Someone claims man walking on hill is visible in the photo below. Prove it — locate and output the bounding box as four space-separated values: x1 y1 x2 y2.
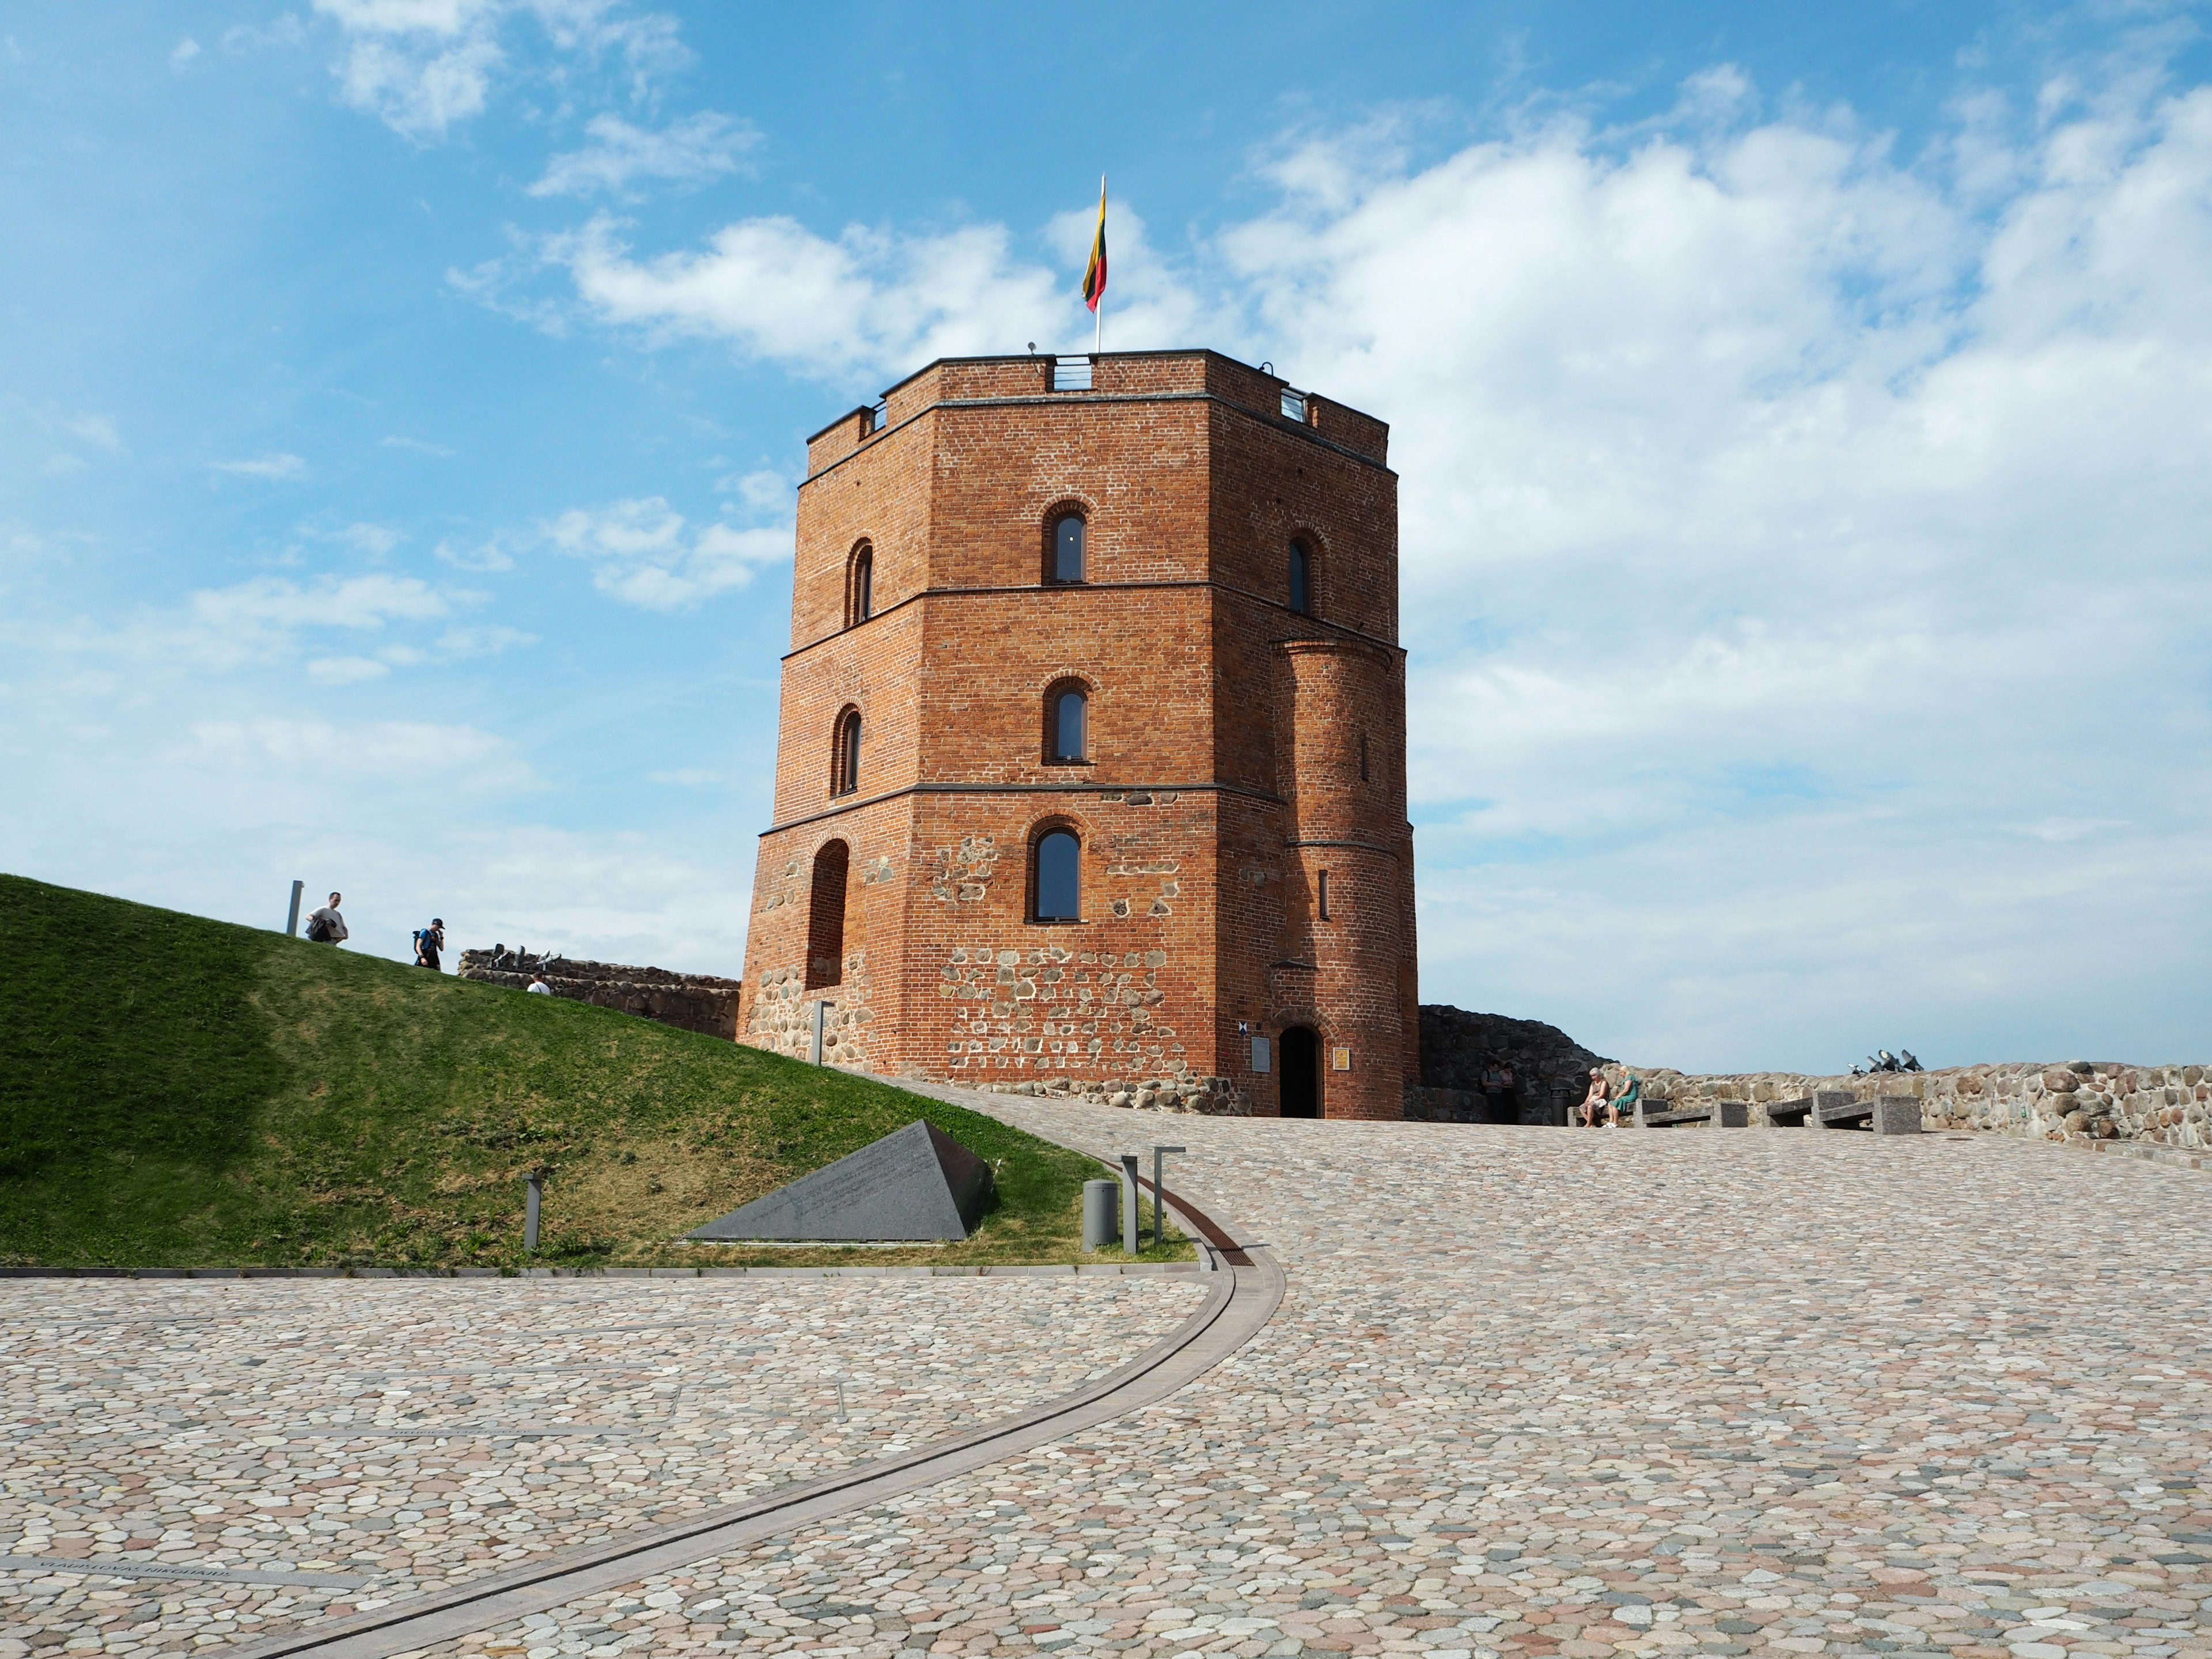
414 918 445 971
304 892 349 945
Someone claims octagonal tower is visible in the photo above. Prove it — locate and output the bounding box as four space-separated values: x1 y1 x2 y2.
738 350 1415 1120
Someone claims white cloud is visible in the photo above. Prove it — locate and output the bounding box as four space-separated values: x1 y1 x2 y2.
178 715 533 786
61 413 123 450
434 535 514 571
381 433 456 456
522 193 1209 378
546 214 1070 377
212 452 308 480
543 495 789 609
313 0 685 142
308 655 391 684
529 111 757 198
327 521 403 555
170 36 202 69
718 468 789 513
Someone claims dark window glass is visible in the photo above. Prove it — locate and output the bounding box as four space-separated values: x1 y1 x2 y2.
1317 868 1331 921
1289 540 1312 614
835 711 861 796
1054 516 1085 583
1052 689 1086 762
852 549 873 623
1035 831 1080 921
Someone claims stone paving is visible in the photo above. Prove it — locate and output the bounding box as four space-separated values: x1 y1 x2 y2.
0 1272 1205 1654
399 1105 2211 1659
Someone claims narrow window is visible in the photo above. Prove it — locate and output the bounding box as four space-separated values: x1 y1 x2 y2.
848 544 873 626
832 708 861 797
1033 830 1081 922
1289 539 1312 615
1051 515 1086 584
1359 732 1369 782
1050 686 1088 763
805 840 849 990
1317 868 1331 922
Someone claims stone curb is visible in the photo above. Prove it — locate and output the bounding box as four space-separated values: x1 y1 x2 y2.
0 1262 1203 1281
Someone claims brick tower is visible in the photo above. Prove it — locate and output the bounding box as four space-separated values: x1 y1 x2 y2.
738 350 1415 1120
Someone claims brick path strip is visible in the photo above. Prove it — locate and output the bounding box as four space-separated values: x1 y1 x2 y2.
218 1190 1282 1659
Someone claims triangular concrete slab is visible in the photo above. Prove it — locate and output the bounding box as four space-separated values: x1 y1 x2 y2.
685 1120 994 1242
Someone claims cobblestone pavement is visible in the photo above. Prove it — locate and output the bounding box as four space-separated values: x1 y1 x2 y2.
395 1106 2210 1659
0 1271 1205 1653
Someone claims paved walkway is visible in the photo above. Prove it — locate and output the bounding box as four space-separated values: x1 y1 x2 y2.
5 1106 2209 1659
0 1272 1203 1653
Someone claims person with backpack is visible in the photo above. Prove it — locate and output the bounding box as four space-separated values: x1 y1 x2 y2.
413 918 446 971
304 892 348 945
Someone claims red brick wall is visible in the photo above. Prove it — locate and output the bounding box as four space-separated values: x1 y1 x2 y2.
745 350 1414 1118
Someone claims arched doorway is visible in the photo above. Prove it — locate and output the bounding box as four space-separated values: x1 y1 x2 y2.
805 840 849 990
1279 1026 1321 1119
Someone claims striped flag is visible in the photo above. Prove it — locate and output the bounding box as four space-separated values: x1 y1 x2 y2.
1082 178 1108 313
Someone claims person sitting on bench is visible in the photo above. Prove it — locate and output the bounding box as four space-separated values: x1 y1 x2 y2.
1579 1068 1613 1127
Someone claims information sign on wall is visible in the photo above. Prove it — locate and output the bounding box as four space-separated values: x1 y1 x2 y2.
1331 1046 1351 1071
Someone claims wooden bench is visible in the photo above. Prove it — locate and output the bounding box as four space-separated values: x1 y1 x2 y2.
1639 1101 1751 1128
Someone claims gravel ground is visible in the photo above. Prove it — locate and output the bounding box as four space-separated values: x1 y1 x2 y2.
402 1104 2211 1659
0 1271 1206 1653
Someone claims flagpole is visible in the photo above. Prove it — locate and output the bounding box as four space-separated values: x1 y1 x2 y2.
1094 175 1105 355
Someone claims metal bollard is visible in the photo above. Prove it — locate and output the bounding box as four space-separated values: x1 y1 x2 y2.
523 1171 543 1253
1119 1153 1141 1256
1081 1179 1119 1252
1152 1145 1185 1252
285 880 304 937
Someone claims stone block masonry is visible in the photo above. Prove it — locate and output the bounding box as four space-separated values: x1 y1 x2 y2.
738 350 1418 1119
458 948 743 1040
1601 1058 2212 1151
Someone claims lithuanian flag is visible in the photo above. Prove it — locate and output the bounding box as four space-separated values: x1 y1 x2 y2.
1082 179 1108 313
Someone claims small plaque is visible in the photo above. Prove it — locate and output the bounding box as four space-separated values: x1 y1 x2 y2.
1251 1035 1271 1073
1331 1046 1351 1071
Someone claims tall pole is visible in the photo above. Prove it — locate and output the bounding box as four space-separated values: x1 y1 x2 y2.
285 880 304 937
1094 175 1105 356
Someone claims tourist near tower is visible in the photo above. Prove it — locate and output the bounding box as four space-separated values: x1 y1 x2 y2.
738 190 1416 1119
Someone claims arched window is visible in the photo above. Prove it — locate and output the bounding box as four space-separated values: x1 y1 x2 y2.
831 707 861 797
1289 539 1313 615
846 543 873 627
805 839 849 990
1045 681 1088 763
1032 828 1081 922
1048 513 1086 584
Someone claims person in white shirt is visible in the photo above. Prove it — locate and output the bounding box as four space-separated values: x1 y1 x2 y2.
305 893 349 945
527 975 552 995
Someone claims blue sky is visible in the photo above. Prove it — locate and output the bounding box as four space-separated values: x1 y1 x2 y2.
6 1 2212 1072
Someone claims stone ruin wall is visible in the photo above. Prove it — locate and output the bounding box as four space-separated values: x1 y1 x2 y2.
1594 1058 2211 1152
457 948 743 1041
1404 1005 1613 1126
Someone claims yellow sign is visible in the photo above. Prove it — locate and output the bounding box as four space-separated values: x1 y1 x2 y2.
1331 1046 1351 1071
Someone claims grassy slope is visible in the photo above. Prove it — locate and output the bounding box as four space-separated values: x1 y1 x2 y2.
0 874 1185 1269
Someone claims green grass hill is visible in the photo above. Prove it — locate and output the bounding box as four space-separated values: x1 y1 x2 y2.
0 873 1184 1270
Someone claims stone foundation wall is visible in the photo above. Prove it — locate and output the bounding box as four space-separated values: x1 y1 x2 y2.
1602 1059 2211 1150
457 948 743 1041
